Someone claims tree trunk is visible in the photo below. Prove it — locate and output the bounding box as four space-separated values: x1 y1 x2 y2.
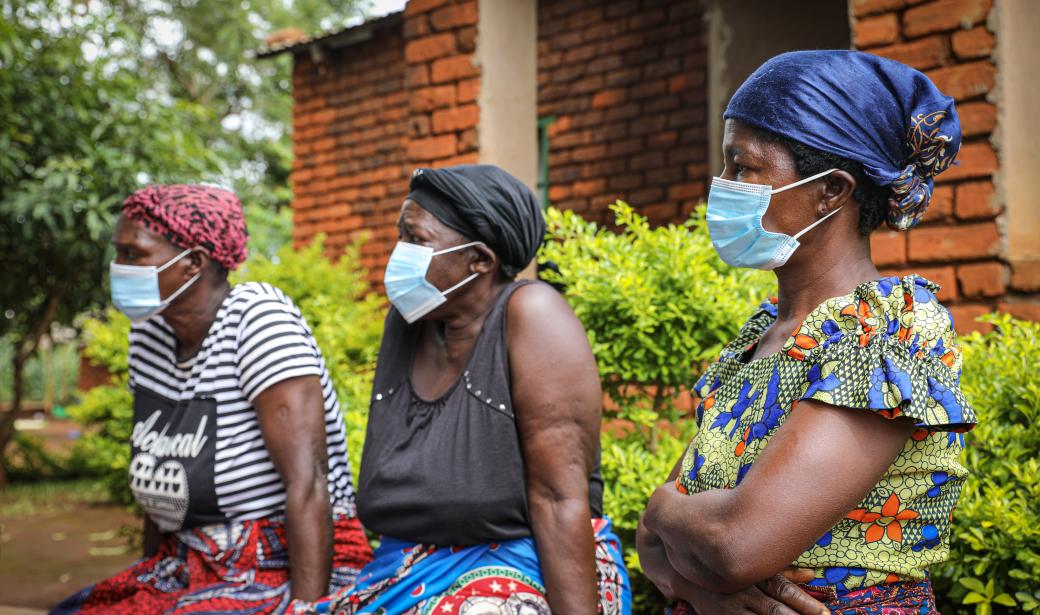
0 353 25 488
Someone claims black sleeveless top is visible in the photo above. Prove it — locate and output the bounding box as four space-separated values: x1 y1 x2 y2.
357 280 604 546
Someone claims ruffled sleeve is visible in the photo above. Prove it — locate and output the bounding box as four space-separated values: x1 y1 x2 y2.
783 275 976 432
694 297 778 398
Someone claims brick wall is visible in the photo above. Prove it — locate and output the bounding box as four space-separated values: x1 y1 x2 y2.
537 0 707 226
289 0 479 283
852 0 1017 333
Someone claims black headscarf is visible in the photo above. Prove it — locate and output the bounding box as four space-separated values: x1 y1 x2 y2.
407 165 545 278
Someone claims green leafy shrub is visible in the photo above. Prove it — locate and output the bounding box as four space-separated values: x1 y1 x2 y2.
539 201 772 431
68 236 384 505
933 314 1040 614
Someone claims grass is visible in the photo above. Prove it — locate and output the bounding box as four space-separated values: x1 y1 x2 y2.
0 478 113 518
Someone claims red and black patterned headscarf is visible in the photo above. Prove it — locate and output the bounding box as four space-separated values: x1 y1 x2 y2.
122 184 249 271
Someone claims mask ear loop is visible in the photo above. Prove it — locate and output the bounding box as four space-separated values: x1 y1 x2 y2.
156 248 205 309
770 168 839 194
156 247 199 273
431 241 486 296
792 206 844 240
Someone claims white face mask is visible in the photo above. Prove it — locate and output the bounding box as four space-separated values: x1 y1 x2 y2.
383 241 484 323
109 248 201 322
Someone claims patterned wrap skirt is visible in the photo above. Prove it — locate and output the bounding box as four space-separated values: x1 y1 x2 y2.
50 511 373 615
667 579 937 614
307 517 632 615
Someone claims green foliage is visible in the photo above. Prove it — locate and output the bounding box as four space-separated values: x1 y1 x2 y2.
0 2 218 346
933 314 1040 614
0 339 79 404
601 426 694 613
540 201 772 429
68 237 383 505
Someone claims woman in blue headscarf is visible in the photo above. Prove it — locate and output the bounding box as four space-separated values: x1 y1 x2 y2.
637 51 977 613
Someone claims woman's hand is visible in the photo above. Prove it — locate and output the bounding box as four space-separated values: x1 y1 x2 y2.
642 512 826 615
679 572 828 615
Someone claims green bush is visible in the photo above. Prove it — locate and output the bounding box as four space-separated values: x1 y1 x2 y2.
933 314 1040 615
68 236 384 506
539 201 772 431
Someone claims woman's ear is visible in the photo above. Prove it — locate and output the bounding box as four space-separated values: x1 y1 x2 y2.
185 248 211 278
470 244 498 275
820 170 856 216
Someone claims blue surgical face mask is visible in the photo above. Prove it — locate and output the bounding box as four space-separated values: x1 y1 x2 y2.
706 168 842 270
110 248 201 322
384 240 484 324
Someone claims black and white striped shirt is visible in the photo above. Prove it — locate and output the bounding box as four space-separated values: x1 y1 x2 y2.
127 282 355 530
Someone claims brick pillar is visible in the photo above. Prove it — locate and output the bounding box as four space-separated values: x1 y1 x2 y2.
852 0 1004 333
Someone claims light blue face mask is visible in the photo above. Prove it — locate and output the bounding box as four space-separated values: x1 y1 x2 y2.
706 168 842 270
110 248 200 322
384 241 484 324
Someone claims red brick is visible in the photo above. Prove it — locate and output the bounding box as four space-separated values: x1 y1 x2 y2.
667 182 704 201
957 262 1006 298
920 185 953 223
457 78 479 103
954 181 999 219
938 142 998 182
411 85 456 111
406 65 430 88
668 72 704 93
1010 260 1040 292
431 55 479 83
572 144 607 162
572 178 607 197
952 26 995 59
871 229 908 266
405 0 452 16
957 101 996 137
926 61 995 101
641 202 680 223
407 134 457 160
456 26 477 53
647 130 679 148
630 187 666 204
853 0 906 17
949 303 995 334
915 266 959 301
903 0 992 38
457 128 477 153
855 14 900 48
871 36 950 70
591 89 627 109
429 3 477 30
997 301 1040 323
403 13 430 39
907 221 1000 261
431 104 478 133
607 138 643 157
547 185 572 202
404 33 456 63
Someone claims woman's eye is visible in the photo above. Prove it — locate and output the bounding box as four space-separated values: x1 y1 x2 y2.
734 164 747 177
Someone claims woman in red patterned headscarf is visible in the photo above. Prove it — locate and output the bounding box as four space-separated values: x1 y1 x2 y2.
52 185 371 614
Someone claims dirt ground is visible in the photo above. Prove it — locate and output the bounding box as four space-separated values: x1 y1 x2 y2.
0 480 140 611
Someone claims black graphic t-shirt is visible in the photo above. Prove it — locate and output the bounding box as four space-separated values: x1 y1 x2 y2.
127 282 356 532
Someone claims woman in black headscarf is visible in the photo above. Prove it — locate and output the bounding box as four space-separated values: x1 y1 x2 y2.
324 165 632 614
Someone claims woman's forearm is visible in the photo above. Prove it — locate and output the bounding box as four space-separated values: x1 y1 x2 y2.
285 481 333 602
529 496 598 615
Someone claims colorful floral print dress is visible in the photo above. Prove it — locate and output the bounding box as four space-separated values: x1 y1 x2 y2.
677 275 977 597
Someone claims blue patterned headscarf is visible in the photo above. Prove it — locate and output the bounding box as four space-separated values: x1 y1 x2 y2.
725 50 961 231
